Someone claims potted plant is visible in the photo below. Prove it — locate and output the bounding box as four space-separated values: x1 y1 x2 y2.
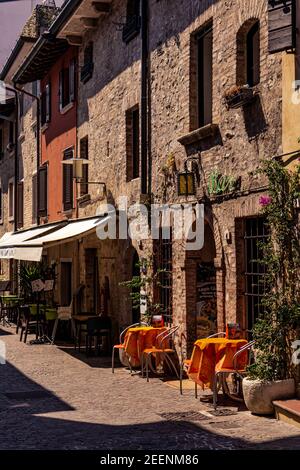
224 84 254 109
243 160 300 415
120 257 165 324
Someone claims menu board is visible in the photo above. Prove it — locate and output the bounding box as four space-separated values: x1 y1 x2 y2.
196 263 217 338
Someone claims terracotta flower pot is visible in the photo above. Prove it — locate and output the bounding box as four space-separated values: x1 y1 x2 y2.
242 377 295 415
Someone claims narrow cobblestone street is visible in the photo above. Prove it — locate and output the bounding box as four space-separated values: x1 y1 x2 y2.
0 326 300 450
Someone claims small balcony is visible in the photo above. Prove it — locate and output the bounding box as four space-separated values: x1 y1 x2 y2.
80 62 94 84
122 15 141 44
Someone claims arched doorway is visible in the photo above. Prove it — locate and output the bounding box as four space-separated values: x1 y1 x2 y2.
131 250 140 324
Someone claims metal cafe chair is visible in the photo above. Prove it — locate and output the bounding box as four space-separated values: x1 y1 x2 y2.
212 340 256 409
111 321 149 373
179 331 226 397
19 306 39 344
141 325 180 382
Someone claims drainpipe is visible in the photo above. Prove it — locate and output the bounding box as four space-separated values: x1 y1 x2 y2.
13 84 40 226
141 0 149 196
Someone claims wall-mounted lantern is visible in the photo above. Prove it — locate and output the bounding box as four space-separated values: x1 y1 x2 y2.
177 156 199 196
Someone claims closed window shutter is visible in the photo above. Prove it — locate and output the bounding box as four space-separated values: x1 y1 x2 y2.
80 137 88 196
32 174 37 224
17 181 24 228
0 188 2 220
46 82 51 123
69 59 76 102
268 0 296 53
63 149 73 211
59 70 63 110
38 165 48 217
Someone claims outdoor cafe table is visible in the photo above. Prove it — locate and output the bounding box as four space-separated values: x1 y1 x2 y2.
187 337 248 390
123 326 167 368
28 304 58 340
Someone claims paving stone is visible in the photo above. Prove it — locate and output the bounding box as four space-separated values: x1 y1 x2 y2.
0 325 300 450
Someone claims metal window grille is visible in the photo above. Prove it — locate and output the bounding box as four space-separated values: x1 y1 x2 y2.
158 230 173 324
244 217 268 332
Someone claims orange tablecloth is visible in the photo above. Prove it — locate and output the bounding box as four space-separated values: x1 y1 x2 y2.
187 338 248 390
124 326 166 367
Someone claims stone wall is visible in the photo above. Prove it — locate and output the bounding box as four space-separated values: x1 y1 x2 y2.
74 0 283 347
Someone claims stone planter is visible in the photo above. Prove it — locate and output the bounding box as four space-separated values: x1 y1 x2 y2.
242 377 295 415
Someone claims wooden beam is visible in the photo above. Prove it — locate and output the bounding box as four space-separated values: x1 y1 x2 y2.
80 17 98 29
66 35 83 46
91 2 111 14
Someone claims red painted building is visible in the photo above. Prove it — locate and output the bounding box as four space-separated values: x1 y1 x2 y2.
40 46 77 222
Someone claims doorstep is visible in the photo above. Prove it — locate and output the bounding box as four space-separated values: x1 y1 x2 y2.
273 399 300 429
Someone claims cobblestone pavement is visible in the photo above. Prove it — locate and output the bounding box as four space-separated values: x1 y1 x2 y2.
1 326 300 450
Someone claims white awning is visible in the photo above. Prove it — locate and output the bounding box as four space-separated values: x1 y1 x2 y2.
0 223 63 261
0 215 111 262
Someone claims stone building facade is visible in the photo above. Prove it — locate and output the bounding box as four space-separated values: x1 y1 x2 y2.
0 4 60 284
52 0 284 350
1 0 294 353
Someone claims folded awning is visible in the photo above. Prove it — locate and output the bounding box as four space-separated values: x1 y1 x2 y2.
0 223 63 261
0 215 110 262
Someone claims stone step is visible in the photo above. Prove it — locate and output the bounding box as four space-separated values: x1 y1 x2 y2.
273 399 300 429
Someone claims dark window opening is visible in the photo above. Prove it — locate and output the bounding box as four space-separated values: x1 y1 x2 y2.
244 217 269 332
61 261 72 306
8 181 14 219
41 82 51 126
126 106 140 181
247 21 260 87
17 181 24 229
62 148 74 211
81 43 94 83
38 165 48 217
32 174 37 224
79 136 89 196
237 19 260 87
122 0 141 43
196 22 213 128
59 60 76 110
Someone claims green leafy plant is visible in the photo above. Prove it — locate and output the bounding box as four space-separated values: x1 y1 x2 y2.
19 261 57 301
248 159 300 381
120 258 166 323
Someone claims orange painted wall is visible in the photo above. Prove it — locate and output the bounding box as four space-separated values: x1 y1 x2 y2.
41 46 77 223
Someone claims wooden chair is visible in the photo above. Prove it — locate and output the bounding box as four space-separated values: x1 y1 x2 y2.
85 316 112 356
111 322 148 373
141 325 180 382
19 306 38 344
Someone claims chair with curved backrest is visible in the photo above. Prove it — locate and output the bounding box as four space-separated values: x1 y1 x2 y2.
111 321 149 373
179 331 226 397
141 325 180 382
212 340 255 409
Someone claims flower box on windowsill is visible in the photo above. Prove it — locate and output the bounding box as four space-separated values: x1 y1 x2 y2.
178 123 219 146
224 86 255 109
